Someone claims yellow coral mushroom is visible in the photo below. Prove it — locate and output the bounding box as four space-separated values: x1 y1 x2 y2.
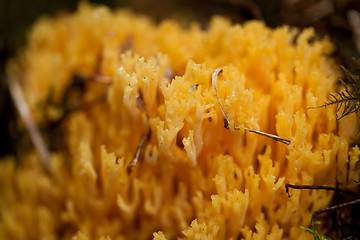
1 2 359 240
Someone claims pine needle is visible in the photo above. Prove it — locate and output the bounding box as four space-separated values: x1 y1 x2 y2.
212 67 290 145
7 76 50 170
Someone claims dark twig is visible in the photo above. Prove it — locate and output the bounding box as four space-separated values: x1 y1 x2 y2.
286 183 360 239
310 198 360 238
285 184 360 198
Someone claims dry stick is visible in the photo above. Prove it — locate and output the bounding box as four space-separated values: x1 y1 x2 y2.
127 90 151 174
212 67 290 145
7 76 50 170
127 130 150 174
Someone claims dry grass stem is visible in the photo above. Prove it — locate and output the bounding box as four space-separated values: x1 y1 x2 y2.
212 67 290 145
127 92 151 173
7 76 50 170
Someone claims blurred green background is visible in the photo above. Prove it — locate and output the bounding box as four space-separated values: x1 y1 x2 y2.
1 0 360 157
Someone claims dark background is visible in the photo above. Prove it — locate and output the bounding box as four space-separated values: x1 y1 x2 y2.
1 0 360 157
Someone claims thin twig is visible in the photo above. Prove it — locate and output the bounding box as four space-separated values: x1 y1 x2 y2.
6 76 50 170
212 67 290 145
127 90 151 174
286 183 360 239
127 129 151 174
